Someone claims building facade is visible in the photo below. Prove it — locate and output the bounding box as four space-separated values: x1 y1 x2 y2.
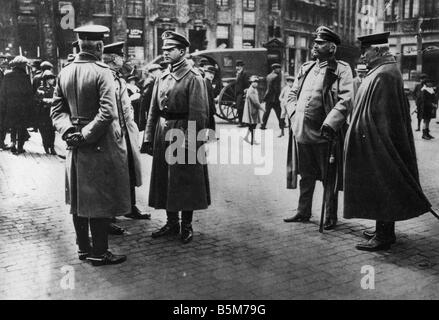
384 0 439 80
1 0 365 74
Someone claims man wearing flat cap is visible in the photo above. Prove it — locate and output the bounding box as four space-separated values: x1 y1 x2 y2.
284 26 354 231
51 25 129 266
142 31 211 244
102 41 150 221
261 63 283 136
344 32 431 251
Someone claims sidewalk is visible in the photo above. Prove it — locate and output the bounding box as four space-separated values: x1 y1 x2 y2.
1 112 439 299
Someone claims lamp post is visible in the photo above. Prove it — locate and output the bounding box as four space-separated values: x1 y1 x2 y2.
416 18 423 73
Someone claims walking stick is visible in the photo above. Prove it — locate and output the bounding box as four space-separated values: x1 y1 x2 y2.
430 209 439 220
319 140 336 233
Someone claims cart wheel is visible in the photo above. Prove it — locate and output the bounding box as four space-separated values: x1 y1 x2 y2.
217 81 238 122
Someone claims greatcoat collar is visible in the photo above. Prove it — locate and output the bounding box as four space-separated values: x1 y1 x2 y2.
367 54 396 76
161 58 192 81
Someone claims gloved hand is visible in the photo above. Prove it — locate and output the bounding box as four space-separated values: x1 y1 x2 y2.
320 124 336 141
65 132 86 148
140 141 153 156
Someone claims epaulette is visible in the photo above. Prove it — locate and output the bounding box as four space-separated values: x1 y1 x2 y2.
95 61 109 68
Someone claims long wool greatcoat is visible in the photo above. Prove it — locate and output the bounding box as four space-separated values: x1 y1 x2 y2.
143 58 211 212
286 58 354 189
0 67 35 129
343 55 431 221
51 53 132 218
113 70 143 187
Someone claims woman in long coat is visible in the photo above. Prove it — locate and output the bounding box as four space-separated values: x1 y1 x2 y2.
419 79 437 140
242 75 264 145
0 56 34 154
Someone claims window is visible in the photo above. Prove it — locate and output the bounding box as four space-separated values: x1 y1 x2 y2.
94 0 112 15
216 0 229 6
243 0 255 10
189 0 204 4
127 0 144 17
216 24 230 48
270 0 280 11
243 26 255 47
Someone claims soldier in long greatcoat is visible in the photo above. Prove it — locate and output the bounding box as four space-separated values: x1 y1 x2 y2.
141 31 211 244
51 25 129 266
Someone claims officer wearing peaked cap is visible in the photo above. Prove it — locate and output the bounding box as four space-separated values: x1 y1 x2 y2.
142 30 211 244
102 41 150 221
344 31 431 251
51 25 129 266
284 26 354 231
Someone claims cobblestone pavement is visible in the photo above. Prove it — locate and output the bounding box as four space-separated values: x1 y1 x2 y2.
1 105 439 300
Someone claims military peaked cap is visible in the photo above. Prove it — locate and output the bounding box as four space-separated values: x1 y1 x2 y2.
314 26 341 45
161 31 190 50
271 63 281 70
40 61 54 70
286 75 295 82
103 42 125 56
42 70 56 79
358 32 390 47
74 25 110 41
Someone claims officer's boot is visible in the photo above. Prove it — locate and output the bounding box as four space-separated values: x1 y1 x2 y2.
427 129 435 139
181 211 193 244
151 211 180 238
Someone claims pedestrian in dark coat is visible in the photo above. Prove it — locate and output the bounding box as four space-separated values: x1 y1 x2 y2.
35 70 57 155
344 32 431 252
235 60 250 126
51 25 128 266
0 56 35 154
261 63 283 133
284 26 354 231
419 79 437 140
141 31 211 244
204 65 217 132
413 74 428 131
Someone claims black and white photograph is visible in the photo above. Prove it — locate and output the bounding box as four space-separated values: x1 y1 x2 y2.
1 0 439 305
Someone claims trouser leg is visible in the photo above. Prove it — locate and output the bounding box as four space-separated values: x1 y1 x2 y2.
375 221 395 243
72 215 90 252
166 211 179 225
89 218 110 256
236 94 244 123
0 128 6 145
272 103 283 129
40 126 49 149
17 127 27 149
262 103 273 127
10 128 17 145
297 175 316 217
181 211 193 225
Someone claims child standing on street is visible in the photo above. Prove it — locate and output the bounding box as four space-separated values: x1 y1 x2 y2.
242 76 265 145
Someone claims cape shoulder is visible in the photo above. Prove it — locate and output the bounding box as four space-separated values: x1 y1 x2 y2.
95 61 109 69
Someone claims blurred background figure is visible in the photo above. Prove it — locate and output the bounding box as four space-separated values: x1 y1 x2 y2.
0 56 34 154
279 75 295 137
353 64 368 98
126 74 141 129
139 63 161 130
242 76 264 145
419 77 437 140
413 73 428 131
35 70 57 155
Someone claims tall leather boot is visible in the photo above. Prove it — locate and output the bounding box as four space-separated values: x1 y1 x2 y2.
181 211 193 244
427 129 435 139
151 211 180 238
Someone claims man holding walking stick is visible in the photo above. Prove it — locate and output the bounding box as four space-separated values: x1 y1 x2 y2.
284 26 354 231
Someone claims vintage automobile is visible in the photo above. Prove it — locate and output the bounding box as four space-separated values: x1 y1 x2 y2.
148 48 271 123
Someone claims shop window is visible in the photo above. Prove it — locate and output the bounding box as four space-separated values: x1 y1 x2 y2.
243 26 255 48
